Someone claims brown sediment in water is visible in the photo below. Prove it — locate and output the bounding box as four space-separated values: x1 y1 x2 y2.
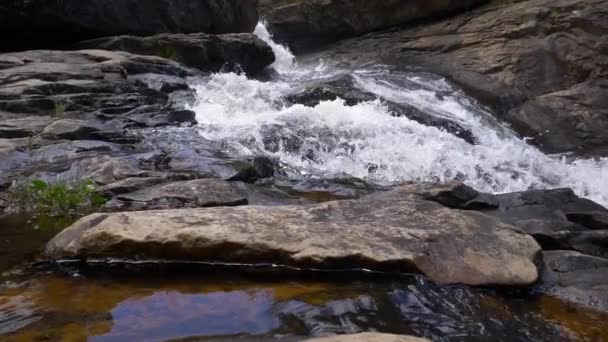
540 296 608 342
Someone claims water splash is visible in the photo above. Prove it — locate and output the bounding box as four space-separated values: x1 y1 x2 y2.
189 23 608 206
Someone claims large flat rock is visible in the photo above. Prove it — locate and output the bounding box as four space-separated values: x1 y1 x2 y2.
46 194 541 286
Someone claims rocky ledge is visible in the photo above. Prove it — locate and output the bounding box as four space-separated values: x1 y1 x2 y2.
0 0 259 51
259 0 489 52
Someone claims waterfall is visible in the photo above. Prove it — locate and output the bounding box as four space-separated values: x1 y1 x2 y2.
188 23 608 206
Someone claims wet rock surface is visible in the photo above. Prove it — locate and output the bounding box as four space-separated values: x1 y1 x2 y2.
47 192 541 286
541 250 608 313
0 49 224 215
77 33 275 76
0 0 259 52
395 182 608 312
325 0 608 156
260 0 488 52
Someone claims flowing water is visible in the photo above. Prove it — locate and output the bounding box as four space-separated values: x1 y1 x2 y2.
1 23 608 341
189 23 608 206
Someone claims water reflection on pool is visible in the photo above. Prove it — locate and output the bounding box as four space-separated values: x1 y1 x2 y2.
1 272 607 342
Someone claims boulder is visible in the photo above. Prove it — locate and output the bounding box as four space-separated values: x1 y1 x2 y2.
227 156 279 183
0 0 258 52
263 0 488 51
76 33 275 76
305 333 430 342
541 250 608 312
46 193 541 286
327 0 608 155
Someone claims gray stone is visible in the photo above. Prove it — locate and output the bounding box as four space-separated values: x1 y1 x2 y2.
0 115 53 138
77 33 275 76
105 179 249 211
541 250 608 312
41 119 105 140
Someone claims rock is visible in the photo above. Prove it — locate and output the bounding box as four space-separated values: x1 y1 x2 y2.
24 140 120 175
375 182 497 210
263 0 488 52
46 193 541 286
64 155 149 186
0 115 53 138
0 49 194 118
541 250 608 312
305 333 430 342
566 211 608 231
327 0 608 155
99 175 197 197
105 179 249 211
41 119 106 140
0 0 258 52
77 33 276 76
122 108 197 128
0 138 30 172
227 157 279 183
485 188 608 232
545 230 608 259
390 183 608 257
0 49 208 203
274 177 382 201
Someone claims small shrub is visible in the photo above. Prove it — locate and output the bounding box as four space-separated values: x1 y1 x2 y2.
11 178 107 216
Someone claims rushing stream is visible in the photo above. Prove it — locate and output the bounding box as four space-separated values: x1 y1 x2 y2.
189 23 608 206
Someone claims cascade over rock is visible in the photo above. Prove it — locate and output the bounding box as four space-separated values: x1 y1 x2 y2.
260 0 488 51
325 0 608 155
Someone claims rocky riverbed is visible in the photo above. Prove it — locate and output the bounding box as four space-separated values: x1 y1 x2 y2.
1 0 607 341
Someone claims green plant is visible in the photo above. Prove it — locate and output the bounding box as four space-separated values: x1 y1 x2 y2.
52 100 67 117
157 44 179 61
11 178 107 216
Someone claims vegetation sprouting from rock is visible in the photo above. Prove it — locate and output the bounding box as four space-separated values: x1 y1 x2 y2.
10 179 107 217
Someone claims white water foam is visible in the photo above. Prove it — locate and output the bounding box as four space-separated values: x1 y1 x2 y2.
189 23 608 206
